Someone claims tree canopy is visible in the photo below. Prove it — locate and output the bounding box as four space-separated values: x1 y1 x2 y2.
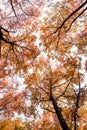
0 0 87 130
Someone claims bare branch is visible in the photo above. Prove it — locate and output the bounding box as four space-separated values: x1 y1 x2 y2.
0 26 9 33
0 35 36 57
74 59 81 130
54 0 87 33
37 84 49 95
66 7 87 32
56 77 73 100
41 107 55 113
10 0 18 19
52 81 67 90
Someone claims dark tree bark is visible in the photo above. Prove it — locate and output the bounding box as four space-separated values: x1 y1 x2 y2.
50 89 70 130
54 0 87 33
74 62 81 130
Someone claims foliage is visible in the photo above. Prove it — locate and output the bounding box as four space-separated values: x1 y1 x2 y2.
0 0 87 130
0 119 25 130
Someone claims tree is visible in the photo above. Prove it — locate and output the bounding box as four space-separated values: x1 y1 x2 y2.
0 0 42 121
25 0 87 130
0 61 29 118
0 0 87 130
0 0 41 74
32 111 62 130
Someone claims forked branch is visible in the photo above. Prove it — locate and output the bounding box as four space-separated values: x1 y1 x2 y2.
54 0 87 33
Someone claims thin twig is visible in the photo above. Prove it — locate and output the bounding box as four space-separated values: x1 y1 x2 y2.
41 107 55 113
56 77 73 100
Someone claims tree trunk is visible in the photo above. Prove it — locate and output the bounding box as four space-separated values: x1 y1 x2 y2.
51 95 70 130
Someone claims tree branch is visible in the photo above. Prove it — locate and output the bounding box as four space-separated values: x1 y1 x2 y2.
49 77 70 130
41 107 55 113
54 0 87 33
56 77 73 100
66 7 87 32
74 60 81 130
0 33 36 58
10 0 18 18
